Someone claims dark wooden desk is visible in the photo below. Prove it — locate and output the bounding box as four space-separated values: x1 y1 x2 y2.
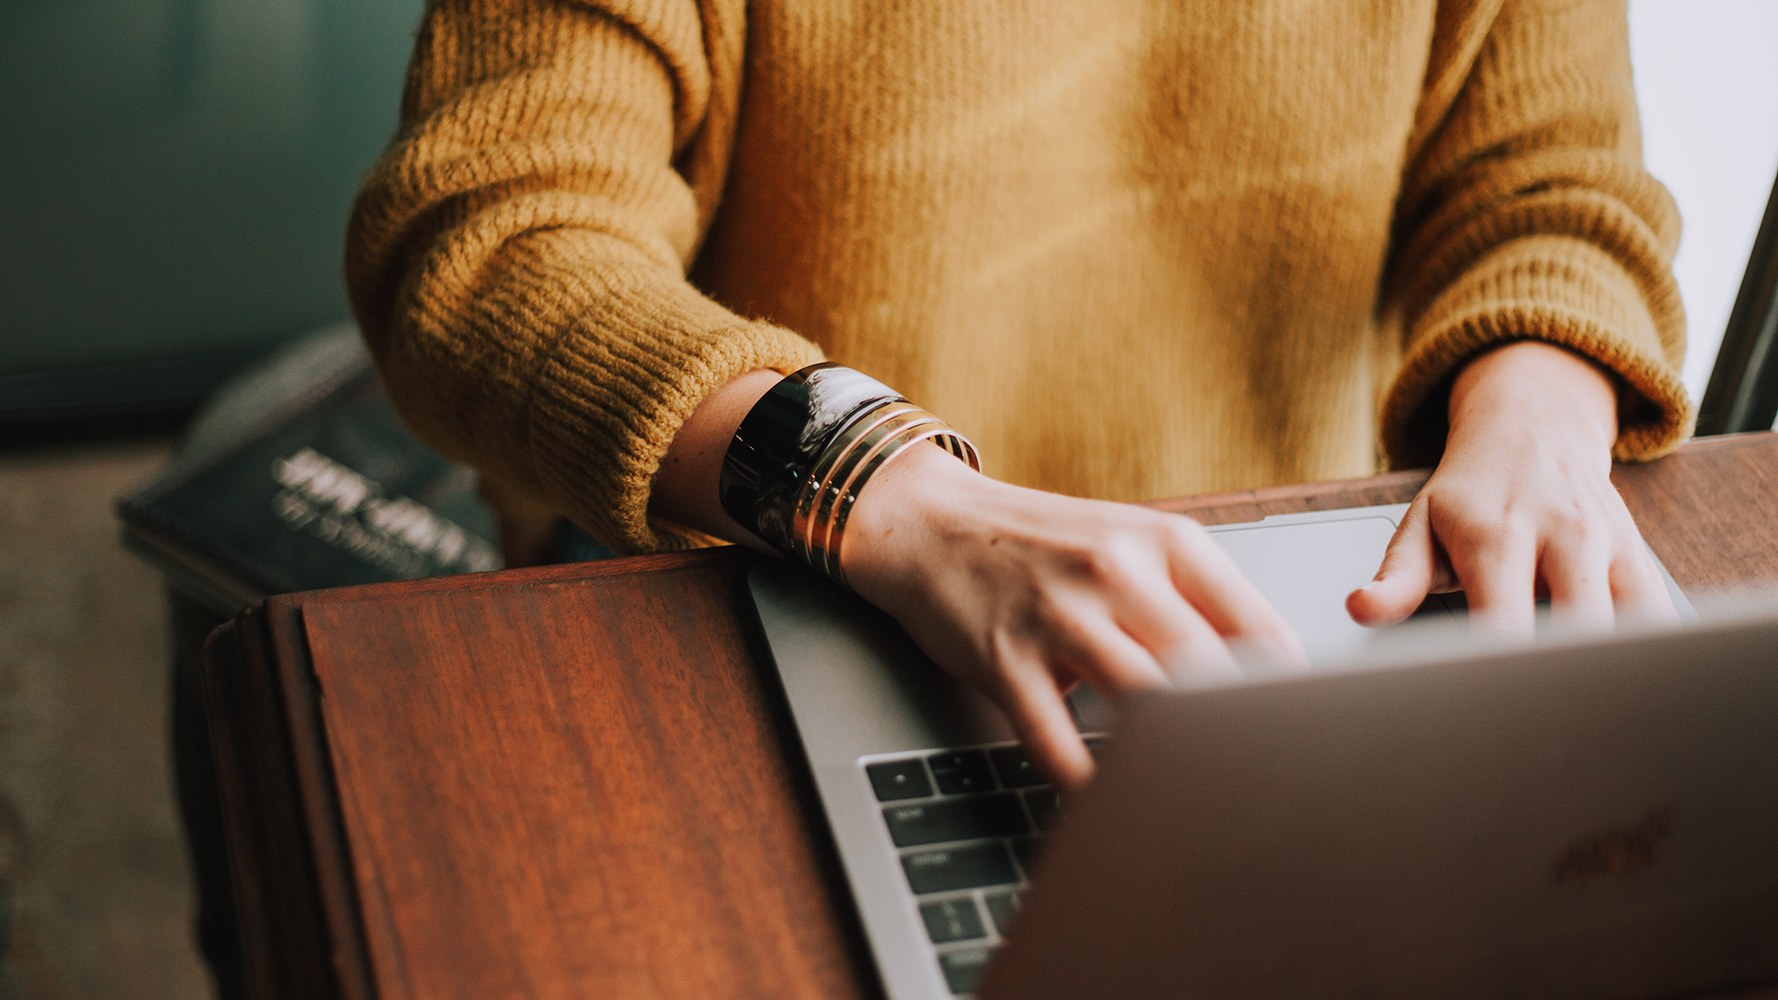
206 432 1778 1000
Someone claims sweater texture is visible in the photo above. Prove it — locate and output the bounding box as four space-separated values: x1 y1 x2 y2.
347 0 1690 554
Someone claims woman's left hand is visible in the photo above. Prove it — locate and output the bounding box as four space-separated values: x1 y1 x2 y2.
1347 340 1677 637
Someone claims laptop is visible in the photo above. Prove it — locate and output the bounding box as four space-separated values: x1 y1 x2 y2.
746 503 1777 998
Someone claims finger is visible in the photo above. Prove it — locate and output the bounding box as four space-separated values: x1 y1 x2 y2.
1448 527 1537 640
1609 545 1680 627
1099 556 1256 676
1043 608 1172 698
997 666 1095 793
1539 533 1615 633
1162 523 1304 664
1348 499 1444 627
1157 614 1247 687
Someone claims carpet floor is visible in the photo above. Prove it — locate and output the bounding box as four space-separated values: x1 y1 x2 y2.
0 437 209 1000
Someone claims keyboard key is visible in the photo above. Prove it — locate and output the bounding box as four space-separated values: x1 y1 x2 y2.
866 758 934 801
884 794 1030 847
927 750 995 795
989 745 1045 788
1010 835 1043 877
902 843 1019 894
919 897 986 944
939 948 993 995
1022 787 1061 832
983 889 1021 935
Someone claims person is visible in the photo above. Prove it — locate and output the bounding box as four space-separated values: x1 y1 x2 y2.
346 0 1690 792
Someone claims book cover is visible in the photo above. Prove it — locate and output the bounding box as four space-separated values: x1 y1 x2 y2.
117 345 502 616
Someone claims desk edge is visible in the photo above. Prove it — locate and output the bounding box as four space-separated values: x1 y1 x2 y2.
204 602 379 1000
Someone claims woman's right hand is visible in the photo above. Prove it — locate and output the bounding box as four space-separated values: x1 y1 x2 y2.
842 444 1303 792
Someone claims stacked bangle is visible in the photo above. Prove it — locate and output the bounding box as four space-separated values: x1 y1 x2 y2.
719 364 980 583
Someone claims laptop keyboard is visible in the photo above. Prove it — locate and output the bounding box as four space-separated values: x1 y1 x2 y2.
863 738 1104 997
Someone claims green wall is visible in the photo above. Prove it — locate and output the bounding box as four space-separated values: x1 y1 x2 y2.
0 0 423 418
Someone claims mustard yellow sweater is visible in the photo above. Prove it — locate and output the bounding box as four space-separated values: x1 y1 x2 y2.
347 0 1689 554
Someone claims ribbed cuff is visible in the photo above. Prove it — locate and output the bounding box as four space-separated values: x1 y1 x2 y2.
522 261 825 553
1381 234 1693 469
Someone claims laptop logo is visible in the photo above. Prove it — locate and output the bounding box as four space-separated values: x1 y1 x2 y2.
1553 807 1677 886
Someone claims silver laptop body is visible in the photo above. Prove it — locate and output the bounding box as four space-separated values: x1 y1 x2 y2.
983 602 1778 999
747 504 1739 1000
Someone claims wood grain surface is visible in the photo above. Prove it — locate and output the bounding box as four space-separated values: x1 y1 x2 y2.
208 432 1778 1000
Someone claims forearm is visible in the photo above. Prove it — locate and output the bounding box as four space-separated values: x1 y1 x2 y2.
347 0 824 553
649 369 783 550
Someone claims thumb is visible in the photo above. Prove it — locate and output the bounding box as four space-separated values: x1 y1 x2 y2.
1348 501 1437 627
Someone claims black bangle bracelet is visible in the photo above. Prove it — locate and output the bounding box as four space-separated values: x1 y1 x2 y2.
719 364 904 554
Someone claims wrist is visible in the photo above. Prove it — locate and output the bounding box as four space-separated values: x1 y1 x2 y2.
716 363 980 581
1447 341 1618 451
843 441 989 589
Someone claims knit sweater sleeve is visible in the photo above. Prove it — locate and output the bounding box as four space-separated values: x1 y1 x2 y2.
345 0 823 553
1379 0 1691 468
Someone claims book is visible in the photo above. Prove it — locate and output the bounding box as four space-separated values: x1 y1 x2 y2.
117 329 502 616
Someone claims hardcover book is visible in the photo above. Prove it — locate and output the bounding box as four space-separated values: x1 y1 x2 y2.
117 330 501 616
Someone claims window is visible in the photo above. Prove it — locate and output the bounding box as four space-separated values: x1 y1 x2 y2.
1630 0 1778 418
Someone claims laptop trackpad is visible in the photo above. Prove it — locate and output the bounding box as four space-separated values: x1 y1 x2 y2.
1209 512 1422 662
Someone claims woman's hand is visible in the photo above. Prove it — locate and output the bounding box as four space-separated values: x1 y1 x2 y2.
651 368 1298 792
1348 341 1676 636
843 445 1302 793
